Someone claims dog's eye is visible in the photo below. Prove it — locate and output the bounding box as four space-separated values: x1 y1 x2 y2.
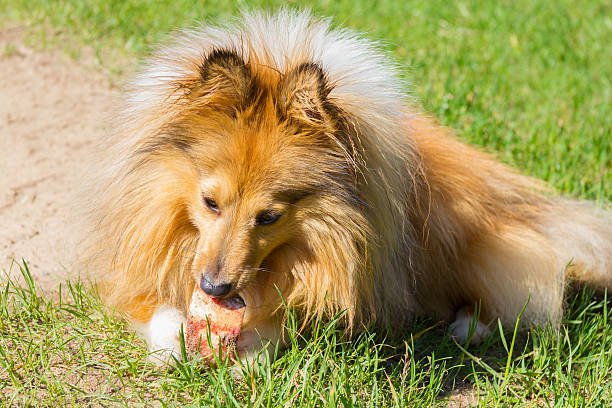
204 197 220 214
255 210 281 226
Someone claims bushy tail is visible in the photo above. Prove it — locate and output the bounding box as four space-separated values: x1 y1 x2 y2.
547 199 612 290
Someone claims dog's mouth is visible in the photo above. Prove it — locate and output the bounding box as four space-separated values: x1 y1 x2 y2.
209 294 246 310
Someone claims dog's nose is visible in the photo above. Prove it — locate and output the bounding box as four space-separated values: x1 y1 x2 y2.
200 275 232 297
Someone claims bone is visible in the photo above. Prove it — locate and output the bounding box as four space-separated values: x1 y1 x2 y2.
185 285 246 363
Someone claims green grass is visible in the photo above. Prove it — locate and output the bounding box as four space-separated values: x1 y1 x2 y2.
1 0 610 405
2 262 611 406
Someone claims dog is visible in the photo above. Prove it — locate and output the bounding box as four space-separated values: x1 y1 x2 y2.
87 9 611 364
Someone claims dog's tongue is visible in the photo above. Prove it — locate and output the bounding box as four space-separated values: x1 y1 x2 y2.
186 285 246 363
210 294 246 310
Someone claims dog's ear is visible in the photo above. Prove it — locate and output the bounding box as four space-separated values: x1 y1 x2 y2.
277 63 336 129
196 49 253 111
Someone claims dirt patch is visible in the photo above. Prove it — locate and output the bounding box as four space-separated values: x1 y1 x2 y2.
0 27 118 289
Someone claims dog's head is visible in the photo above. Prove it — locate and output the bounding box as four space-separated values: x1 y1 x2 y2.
146 49 369 321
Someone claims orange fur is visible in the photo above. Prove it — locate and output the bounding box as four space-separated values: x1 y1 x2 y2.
85 10 611 357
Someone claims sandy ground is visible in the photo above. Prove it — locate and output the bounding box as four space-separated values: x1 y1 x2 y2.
0 28 118 289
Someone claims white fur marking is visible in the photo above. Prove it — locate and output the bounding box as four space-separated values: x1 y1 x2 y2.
146 305 186 365
449 308 491 344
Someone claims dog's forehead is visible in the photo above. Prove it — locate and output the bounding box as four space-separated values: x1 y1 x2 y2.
216 148 318 200
195 128 318 197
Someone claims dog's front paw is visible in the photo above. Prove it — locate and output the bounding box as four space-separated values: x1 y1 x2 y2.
449 306 491 344
146 305 186 366
236 320 284 360
229 330 281 379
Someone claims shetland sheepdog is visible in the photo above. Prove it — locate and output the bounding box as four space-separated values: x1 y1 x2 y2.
87 10 611 364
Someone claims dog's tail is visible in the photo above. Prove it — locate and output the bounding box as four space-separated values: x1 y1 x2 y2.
547 199 612 291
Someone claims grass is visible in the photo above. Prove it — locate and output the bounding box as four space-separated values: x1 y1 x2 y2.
0 0 610 405
2 262 611 406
